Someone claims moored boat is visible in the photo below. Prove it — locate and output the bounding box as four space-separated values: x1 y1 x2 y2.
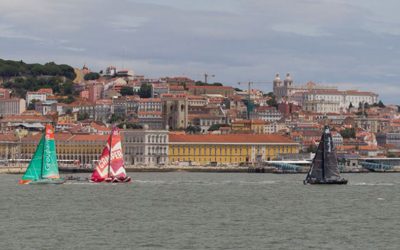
304 125 348 185
90 126 131 183
19 124 65 185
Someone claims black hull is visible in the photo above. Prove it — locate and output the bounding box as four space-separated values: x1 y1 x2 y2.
304 179 348 185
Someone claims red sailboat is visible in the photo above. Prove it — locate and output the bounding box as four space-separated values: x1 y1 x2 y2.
90 127 131 183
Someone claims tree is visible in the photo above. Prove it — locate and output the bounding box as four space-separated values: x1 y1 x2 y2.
185 125 201 134
138 83 152 98
27 99 39 110
340 128 356 139
306 144 317 153
266 92 278 107
117 122 143 129
84 72 100 81
120 86 134 96
108 113 124 124
208 123 228 131
387 152 397 158
349 102 354 109
78 112 89 121
378 100 385 108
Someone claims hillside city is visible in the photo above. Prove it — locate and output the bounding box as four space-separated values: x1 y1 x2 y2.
0 59 397 169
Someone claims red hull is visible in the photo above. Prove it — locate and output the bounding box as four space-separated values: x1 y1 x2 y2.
90 176 132 183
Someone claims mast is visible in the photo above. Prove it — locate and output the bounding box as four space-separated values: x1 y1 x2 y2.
107 127 113 177
321 128 326 181
41 132 46 179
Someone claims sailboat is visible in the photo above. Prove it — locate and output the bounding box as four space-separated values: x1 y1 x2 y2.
90 126 131 183
304 125 348 185
19 124 65 185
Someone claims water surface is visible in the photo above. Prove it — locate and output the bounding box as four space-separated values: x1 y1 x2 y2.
0 173 399 249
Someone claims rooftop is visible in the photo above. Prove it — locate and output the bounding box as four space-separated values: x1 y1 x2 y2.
169 133 296 144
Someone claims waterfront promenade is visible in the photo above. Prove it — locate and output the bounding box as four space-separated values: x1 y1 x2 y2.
2 165 400 174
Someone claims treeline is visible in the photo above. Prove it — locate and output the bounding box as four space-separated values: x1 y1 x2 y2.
0 59 76 80
0 59 77 101
3 76 77 101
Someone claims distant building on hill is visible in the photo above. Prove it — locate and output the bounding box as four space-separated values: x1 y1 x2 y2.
0 98 26 116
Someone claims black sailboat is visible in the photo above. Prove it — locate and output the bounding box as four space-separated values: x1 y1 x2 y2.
304 125 348 185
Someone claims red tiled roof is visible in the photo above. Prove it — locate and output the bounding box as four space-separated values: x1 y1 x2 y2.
187 85 233 90
169 133 296 144
0 133 18 141
138 98 161 102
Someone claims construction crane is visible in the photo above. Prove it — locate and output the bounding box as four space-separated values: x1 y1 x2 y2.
204 73 215 84
237 81 273 119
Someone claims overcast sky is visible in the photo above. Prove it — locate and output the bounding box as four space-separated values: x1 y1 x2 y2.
1 0 399 103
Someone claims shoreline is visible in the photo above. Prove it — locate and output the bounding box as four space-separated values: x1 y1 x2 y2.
1 166 400 174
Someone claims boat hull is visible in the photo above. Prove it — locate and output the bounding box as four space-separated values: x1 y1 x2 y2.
28 178 65 185
304 179 348 185
90 176 132 183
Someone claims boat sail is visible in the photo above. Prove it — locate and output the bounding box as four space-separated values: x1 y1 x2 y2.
90 127 131 183
19 124 65 185
304 125 348 185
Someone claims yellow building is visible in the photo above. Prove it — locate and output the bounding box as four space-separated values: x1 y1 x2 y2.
169 133 299 164
231 119 266 134
21 133 108 165
0 134 19 161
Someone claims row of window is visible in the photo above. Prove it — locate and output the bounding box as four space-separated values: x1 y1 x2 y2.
170 145 295 155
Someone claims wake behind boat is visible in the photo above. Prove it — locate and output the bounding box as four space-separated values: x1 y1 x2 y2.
90 126 131 183
304 125 348 185
19 124 65 185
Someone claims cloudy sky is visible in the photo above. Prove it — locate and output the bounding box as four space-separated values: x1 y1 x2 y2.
1 0 399 102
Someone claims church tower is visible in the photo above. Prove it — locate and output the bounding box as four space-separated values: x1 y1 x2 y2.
273 73 282 96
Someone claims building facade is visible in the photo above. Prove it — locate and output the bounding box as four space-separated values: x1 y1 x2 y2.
122 128 169 165
161 94 188 130
0 98 26 116
169 133 299 164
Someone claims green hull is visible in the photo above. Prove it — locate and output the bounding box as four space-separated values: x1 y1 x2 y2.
29 178 65 185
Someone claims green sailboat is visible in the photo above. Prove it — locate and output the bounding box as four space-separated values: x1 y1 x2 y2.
19 124 65 185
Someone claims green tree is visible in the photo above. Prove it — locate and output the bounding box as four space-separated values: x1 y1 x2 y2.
340 128 356 139
117 122 143 129
27 99 39 110
306 144 317 153
185 125 202 134
109 113 124 123
138 83 152 98
120 86 134 96
84 72 100 81
349 102 354 109
387 152 397 158
378 100 385 108
266 92 278 107
78 112 89 121
208 124 228 131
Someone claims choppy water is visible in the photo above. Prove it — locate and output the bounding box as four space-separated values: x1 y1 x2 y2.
0 173 399 250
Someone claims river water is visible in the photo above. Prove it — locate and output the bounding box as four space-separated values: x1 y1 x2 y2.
0 173 399 250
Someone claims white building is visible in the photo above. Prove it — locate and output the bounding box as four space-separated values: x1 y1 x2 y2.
122 127 169 165
264 122 288 134
272 73 378 110
0 98 26 115
26 92 47 106
250 107 283 122
303 90 378 111
302 100 340 113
